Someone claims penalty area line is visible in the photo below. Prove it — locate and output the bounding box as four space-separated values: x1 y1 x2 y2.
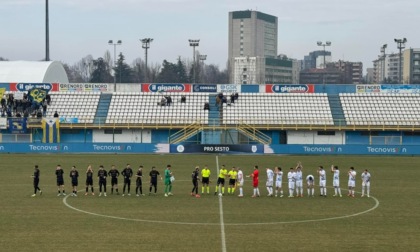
216 155 227 252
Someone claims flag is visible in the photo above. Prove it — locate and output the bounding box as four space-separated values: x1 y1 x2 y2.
42 118 60 143
28 88 48 105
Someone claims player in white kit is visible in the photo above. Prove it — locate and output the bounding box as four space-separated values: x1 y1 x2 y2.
295 162 304 197
318 166 327 197
361 169 371 197
274 167 283 197
236 167 244 197
331 165 342 197
348 167 356 197
266 167 274 197
287 167 296 198
306 174 315 197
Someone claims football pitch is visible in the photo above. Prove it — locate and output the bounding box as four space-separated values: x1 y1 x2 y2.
1 154 419 252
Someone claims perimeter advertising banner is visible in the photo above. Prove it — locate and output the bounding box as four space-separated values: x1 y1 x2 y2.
265 84 315 93
170 144 264 154
216 84 241 93
0 143 169 153
193 84 218 93
356 84 420 94
9 83 59 92
59 83 110 92
356 85 381 93
380 85 420 94
142 83 192 92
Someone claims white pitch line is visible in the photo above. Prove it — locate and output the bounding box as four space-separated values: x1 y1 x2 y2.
216 155 227 252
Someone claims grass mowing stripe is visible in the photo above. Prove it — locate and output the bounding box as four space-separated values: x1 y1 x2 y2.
216 155 227 252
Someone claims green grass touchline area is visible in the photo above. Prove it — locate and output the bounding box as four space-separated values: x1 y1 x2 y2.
0 154 419 252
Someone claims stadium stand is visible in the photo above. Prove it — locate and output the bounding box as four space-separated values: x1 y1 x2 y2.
221 93 334 125
15 91 420 128
340 93 420 126
106 92 209 125
46 92 100 123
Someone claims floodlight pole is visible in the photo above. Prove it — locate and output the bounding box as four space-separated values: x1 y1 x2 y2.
141 38 153 82
199 54 207 83
108 40 122 91
317 41 331 84
45 0 49 61
394 38 407 84
380 44 387 83
189 39 200 83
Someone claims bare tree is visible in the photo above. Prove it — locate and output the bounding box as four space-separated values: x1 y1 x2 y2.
148 63 161 83
131 57 146 83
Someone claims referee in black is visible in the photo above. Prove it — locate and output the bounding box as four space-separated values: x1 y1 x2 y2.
191 166 200 196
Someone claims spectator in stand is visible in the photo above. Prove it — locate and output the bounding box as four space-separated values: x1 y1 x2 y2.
46 94 51 105
42 99 47 117
221 95 227 104
15 112 22 117
165 96 172 106
230 93 235 104
234 92 239 101
216 93 223 106
160 97 166 106
36 109 42 118
23 110 29 118
6 108 12 117
7 94 14 109
54 111 59 118
1 95 6 110
181 95 186 103
204 102 210 110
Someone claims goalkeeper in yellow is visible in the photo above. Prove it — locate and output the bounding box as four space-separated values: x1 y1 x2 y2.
214 165 228 196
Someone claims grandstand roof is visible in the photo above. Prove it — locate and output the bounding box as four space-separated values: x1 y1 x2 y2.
0 61 69 83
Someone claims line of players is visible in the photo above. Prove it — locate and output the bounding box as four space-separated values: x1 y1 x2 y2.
285 163 372 198
193 163 372 198
31 162 371 198
31 164 174 197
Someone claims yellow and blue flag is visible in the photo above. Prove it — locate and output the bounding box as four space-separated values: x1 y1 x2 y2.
28 88 48 104
42 118 60 143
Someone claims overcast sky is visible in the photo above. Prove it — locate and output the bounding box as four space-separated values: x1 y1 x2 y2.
1 0 419 72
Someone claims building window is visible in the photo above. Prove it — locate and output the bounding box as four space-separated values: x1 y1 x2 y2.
243 75 247 79
243 67 247 72
317 131 335 136
105 129 122 134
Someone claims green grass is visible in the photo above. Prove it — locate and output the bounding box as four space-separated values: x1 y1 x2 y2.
1 154 420 252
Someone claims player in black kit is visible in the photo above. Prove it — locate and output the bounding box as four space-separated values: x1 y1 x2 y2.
149 166 162 195
121 164 133 196
191 166 200 196
55 165 65 196
108 165 120 195
69 166 79 196
31 165 42 197
135 166 144 196
98 165 107 197
85 165 94 196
